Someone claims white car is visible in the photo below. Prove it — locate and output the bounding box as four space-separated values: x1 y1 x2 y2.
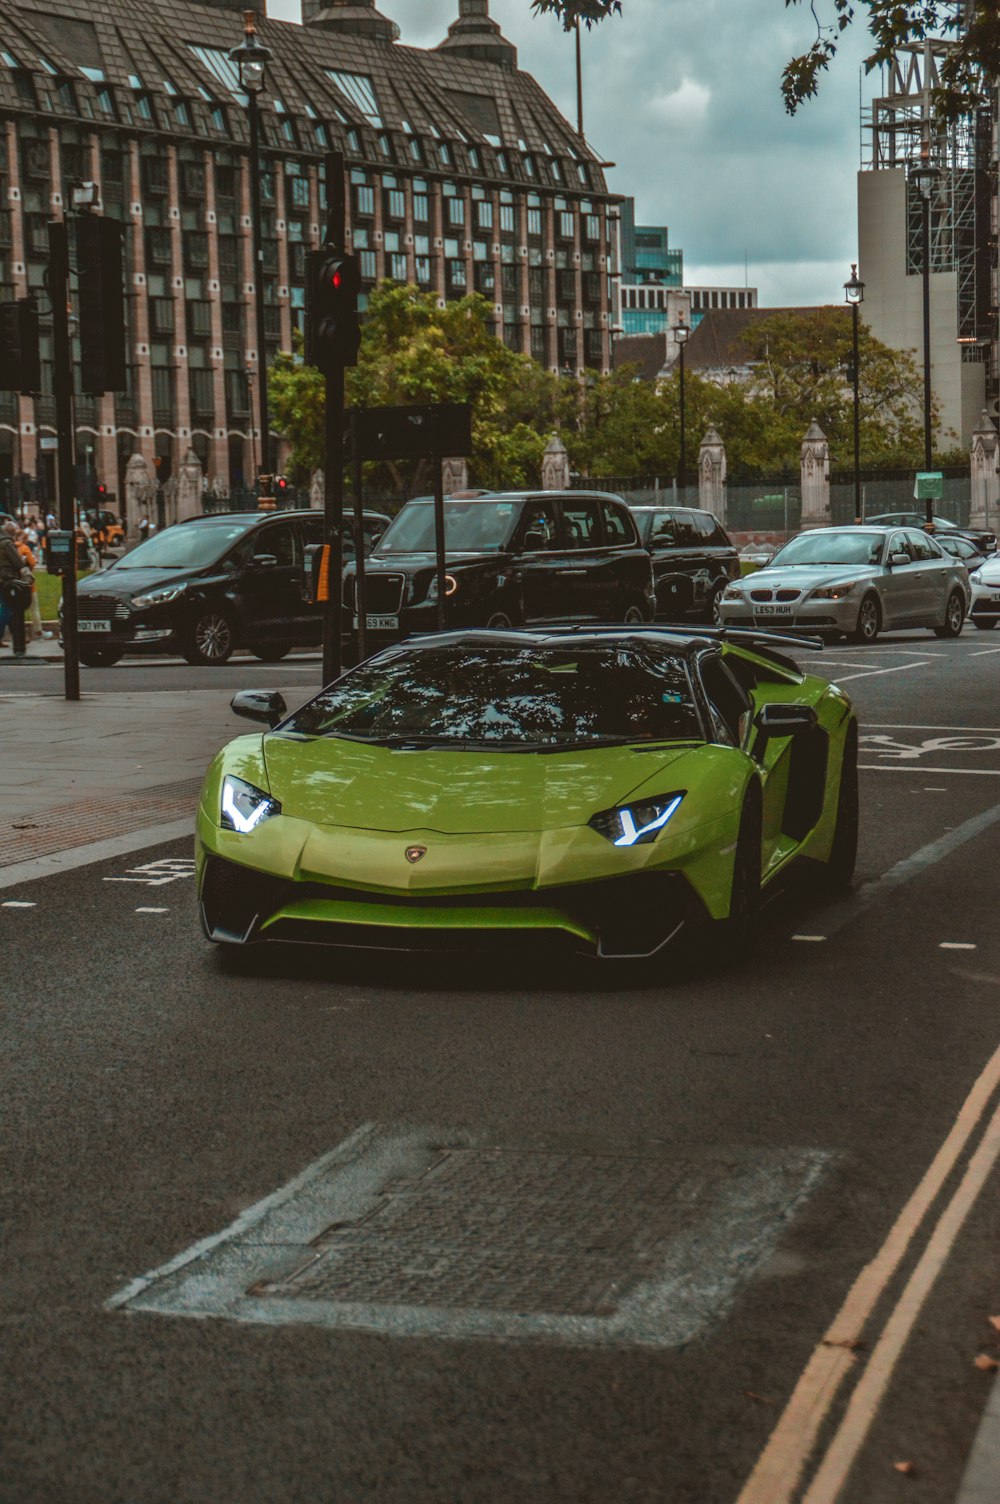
968 554 1000 630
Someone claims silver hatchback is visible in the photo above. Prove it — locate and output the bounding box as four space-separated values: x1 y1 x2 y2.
718 525 969 643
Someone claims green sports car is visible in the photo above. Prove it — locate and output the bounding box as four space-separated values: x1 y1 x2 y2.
195 626 858 962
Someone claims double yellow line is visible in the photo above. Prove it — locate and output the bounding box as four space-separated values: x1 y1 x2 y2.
739 1035 1000 1503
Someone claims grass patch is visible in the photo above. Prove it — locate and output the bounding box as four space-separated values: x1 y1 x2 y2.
36 570 89 620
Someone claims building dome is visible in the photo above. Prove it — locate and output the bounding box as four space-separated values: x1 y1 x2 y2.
436 0 517 69
304 0 400 42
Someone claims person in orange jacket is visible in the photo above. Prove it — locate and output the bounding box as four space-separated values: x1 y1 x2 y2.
14 527 47 642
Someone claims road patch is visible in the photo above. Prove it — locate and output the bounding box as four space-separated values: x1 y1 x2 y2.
108 1125 833 1350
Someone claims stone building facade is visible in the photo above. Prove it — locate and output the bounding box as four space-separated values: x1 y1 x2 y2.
0 0 617 503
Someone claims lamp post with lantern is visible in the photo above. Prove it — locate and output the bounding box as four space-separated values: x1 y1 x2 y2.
673 316 690 497
910 147 939 518
229 11 273 496
844 263 864 524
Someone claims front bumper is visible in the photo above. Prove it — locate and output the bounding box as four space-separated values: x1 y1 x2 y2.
198 850 707 960
718 594 858 634
970 581 1000 623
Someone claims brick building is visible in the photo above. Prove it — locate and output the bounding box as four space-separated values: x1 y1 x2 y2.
0 0 617 503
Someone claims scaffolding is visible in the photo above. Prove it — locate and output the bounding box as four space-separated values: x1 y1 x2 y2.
861 37 995 356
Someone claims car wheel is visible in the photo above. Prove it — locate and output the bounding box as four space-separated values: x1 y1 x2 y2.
821 720 858 891
850 593 881 644
183 609 235 666
250 643 292 662
973 618 997 630
717 784 762 956
709 586 726 625
486 611 514 630
78 645 123 668
933 590 966 638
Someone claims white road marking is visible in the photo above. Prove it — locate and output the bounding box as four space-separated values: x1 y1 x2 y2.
0 819 194 890
860 764 1000 776
866 722 1000 734
105 857 196 887
135 906 170 914
1 900 36 908
970 647 1000 657
827 662 927 684
861 733 1000 760
924 787 947 791
940 942 977 951
792 935 827 943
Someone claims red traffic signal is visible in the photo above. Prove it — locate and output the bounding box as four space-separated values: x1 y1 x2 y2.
305 251 361 374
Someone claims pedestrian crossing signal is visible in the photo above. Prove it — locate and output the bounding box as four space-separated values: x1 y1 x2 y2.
305 251 361 374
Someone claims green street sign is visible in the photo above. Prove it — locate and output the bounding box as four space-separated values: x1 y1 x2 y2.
914 471 943 501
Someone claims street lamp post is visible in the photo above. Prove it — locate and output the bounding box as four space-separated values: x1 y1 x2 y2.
910 149 939 522
673 316 690 497
229 11 273 493
844 263 865 524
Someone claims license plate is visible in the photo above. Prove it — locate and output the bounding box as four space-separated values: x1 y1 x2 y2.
991 593 1000 603
356 614 399 631
78 620 111 633
754 604 792 617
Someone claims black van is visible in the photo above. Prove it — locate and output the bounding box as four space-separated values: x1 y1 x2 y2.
71 509 388 667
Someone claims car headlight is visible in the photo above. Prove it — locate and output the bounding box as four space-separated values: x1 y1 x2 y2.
426 573 459 603
220 774 281 834
722 585 743 601
969 569 982 583
131 583 188 610
809 581 860 601
589 791 685 847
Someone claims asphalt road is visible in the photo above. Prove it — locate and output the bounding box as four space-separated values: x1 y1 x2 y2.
4 631 1000 1504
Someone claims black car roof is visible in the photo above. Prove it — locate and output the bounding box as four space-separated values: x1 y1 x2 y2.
183 508 390 527
385 623 822 666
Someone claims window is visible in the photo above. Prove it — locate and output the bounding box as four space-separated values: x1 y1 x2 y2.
354 185 374 216
187 301 213 338
650 512 676 546
385 188 405 219
904 529 938 561
447 259 467 290
290 175 310 209
150 298 174 335
255 521 297 567
413 193 429 222
476 200 493 232
517 499 559 551
699 653 751 746
448 197 465 227
528 207 542 237
601 500 634 546
326 70 382 127
558 211 575 240
475 263 495 295
359 250 377 281
189 369 214 416
560 497 602 548
390 253 407 281
499 204 515 234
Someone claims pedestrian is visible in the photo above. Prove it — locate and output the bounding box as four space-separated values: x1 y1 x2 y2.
0 519 31 658
138 514 150 543
14 527 48 641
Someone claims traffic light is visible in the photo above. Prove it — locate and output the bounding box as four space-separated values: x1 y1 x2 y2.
305 250 361 374
275 475 289 501
0 296 41 393
75 214 127 393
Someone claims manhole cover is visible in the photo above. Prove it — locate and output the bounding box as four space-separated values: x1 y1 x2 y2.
109 1125 833 1348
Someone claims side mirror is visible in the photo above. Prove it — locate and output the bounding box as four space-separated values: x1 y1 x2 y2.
522 530 546 551
889 551 910 567
231 689 287 728
250 552 278 569
754 702 818 740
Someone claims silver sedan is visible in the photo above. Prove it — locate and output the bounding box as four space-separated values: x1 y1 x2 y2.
718 525 969 643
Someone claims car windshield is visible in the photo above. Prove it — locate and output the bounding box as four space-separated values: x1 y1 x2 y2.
634 512 654 544
768 530 884 568
373 500 520 555
280 644 702 747
112 521 250 569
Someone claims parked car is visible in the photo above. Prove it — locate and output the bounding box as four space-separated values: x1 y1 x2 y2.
81 508 126 551
968 554 1000 629
935 532 991 574
68 508 387 667
864 511 997 555
343 491 655 647
739 541 777 571
628 505 739 622
717 525 969 643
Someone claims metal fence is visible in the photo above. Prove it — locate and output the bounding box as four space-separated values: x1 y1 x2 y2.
569 475 701 507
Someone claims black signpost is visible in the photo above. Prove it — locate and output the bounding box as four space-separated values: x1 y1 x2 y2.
346 403 473 635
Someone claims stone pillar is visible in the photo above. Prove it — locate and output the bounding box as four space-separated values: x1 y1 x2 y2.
176 447 204 524
800 419 830 527
124 451 156 539
540 434 570 490
969 411 999 532
442 456 469 495
698 426 727 520
310 469 324 508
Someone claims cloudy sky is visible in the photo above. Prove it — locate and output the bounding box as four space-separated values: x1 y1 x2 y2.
267 0 880 307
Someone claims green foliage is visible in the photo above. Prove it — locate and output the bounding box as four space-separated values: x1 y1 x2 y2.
530 0 621 30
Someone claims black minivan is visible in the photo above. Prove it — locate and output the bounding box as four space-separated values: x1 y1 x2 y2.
71 508 388 666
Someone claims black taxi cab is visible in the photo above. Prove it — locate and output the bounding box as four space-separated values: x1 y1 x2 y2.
343 491 656 645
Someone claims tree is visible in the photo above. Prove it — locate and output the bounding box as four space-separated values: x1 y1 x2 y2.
531 0 999 120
